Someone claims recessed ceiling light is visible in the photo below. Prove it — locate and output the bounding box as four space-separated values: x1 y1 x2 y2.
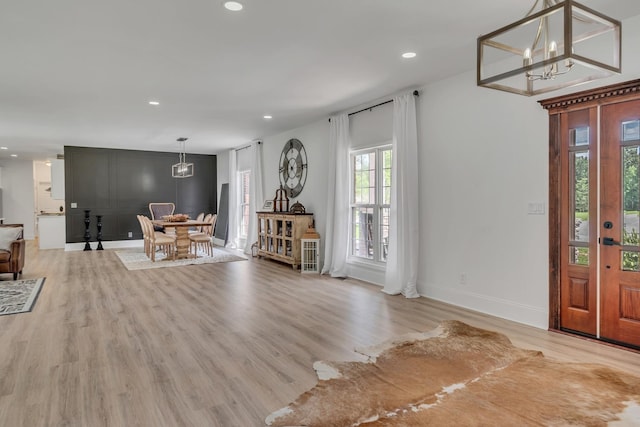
0 147 7 150
402 52 417 59
224 1 243 11
148 101 160 105
10 154 17 158
263 115 273 119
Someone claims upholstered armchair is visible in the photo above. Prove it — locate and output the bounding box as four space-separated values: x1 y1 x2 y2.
0 224 25 280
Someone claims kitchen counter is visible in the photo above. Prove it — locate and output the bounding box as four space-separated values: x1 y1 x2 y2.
38 214 66 249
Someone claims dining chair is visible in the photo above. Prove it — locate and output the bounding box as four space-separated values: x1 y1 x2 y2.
189 214 217 257
148 203 175 220
141 216 176 261
138 214 164 257
189 212 205 235
149 202 177 235
188 213 212 255
136 215 150 257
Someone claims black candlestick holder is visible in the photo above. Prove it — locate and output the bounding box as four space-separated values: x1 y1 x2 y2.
83 209 92 251
96 215 104 250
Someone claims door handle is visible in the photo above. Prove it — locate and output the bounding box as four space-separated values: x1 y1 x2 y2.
600 237 620 246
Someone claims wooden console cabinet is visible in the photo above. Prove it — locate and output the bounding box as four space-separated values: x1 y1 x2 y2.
257 212 314 269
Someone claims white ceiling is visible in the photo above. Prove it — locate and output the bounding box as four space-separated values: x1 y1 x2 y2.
2 0 639 161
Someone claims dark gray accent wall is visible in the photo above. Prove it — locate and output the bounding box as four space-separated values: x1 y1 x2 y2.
64 146 217 243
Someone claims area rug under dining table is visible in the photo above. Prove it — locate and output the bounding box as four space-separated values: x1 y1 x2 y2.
115 247 246 270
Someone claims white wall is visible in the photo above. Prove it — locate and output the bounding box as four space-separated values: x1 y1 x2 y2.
262 120 331 254
0 160 36 239
417 72 550 328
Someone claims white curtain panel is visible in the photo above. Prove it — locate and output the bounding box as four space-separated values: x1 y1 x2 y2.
383 92 420 298
243 141 264 255
227 148 239 249
321 113 350 277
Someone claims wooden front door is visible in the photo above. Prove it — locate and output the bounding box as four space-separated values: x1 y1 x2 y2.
600 100 640 346
543 81 640 349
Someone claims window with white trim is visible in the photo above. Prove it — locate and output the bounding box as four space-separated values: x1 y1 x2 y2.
239 170 250 239
350 146 391 263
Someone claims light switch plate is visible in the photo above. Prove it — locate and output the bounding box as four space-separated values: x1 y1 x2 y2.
527 202 545 215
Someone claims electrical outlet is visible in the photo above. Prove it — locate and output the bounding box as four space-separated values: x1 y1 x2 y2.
71 202 77 208
128 231 133 238
459 273 467 285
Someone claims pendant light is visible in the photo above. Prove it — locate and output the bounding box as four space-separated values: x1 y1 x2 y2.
172 137 194 178
477 0 621 96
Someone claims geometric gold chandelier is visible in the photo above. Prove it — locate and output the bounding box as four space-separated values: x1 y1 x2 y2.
477 0 621 96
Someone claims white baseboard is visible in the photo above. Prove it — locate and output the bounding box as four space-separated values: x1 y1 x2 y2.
419 282 548 330
65 239 144 251
346 261 385 286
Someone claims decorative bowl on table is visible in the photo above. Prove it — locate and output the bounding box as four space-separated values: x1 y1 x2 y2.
162 214 190 222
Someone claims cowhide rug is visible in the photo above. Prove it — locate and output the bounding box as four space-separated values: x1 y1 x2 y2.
266 320 640 426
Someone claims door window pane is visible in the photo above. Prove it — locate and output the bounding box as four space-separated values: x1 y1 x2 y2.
570 246 589 266
570 151 589 243
622 249 640 271
622 120 640 142
621 126 639 272
570 126 589 146
622 251 639 272
623 146 640 247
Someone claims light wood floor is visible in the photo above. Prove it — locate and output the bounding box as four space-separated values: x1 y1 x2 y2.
1 242 639 426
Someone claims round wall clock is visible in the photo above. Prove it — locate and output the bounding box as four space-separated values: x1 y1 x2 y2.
279 138 308 198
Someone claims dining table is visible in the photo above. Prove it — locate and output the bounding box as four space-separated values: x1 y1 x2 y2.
151 218 212 259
